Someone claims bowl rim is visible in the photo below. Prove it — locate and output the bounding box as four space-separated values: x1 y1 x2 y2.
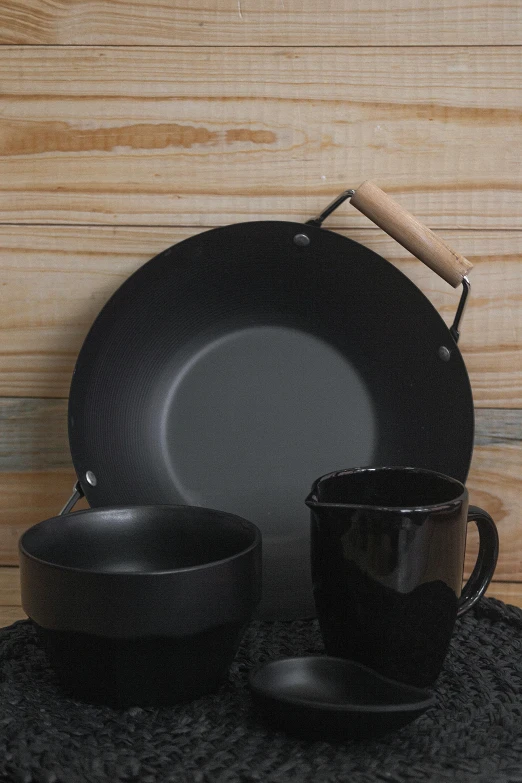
19 504 262 577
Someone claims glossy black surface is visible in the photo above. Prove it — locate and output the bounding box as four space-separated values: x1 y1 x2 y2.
249 656 435 740
68 221 474 619
19 505 261 705
307 467 498 687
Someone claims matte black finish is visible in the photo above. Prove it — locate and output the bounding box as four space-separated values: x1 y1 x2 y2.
249 656 435 740
307 467 498 687
36 622 247 707
19 505 261 705
68 221 474 619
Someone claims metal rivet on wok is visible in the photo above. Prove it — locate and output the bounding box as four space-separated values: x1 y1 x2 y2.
85 471 97 486
438 346 451 362
293 233 310 247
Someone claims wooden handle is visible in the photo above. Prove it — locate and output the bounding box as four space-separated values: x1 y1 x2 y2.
350 181 473 287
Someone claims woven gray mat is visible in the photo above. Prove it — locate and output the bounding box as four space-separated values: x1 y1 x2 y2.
1 598 521 783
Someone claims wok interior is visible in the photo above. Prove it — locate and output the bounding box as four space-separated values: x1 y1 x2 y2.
21 506 256 572
315 468 463 508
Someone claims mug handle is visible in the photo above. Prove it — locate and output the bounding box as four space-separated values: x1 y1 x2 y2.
457 505 499 617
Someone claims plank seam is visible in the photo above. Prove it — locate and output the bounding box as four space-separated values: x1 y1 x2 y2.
1 44 522 49
2 224 522 231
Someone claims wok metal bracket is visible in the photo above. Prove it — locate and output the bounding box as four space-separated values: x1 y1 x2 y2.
305 190 355 228
449 276 470 344
60 480 85 516
305 189 470 343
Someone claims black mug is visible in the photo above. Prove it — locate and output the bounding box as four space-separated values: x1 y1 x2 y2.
306 467 499 687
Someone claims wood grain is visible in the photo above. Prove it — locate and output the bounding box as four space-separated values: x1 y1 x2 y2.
0 398 71 471
0 226 520 404
465 418 522 581
486 582 522 607
0 567 22 605
0 606 26 626
0 399 519 579
0 47 521 227
0 2 520 640
0 470 89 564
0 0 520 46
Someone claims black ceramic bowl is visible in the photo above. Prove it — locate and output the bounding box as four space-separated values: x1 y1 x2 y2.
19 505 261 706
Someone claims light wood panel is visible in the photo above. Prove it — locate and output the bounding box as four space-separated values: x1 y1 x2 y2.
1 226 520 403
0 606 26 626
0 566 22 605
1 1 521 46
0 470 89 563
0 47 521 227
484 582 522 608
0 399 519 579
0 398 70 470
465 435 521 581
0 0 520 634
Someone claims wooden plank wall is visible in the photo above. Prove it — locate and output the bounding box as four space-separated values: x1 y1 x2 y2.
0 1 521 619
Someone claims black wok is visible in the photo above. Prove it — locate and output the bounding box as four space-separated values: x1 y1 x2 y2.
67 182 475 619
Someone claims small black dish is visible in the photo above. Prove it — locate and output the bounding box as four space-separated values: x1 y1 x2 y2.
249 656 435 740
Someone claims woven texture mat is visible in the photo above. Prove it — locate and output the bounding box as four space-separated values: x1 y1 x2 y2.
1 598 522 783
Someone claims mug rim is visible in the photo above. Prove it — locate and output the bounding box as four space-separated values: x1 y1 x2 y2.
305 466 467 513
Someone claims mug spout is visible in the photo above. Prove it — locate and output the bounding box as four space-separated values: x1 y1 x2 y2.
304 486 320 508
